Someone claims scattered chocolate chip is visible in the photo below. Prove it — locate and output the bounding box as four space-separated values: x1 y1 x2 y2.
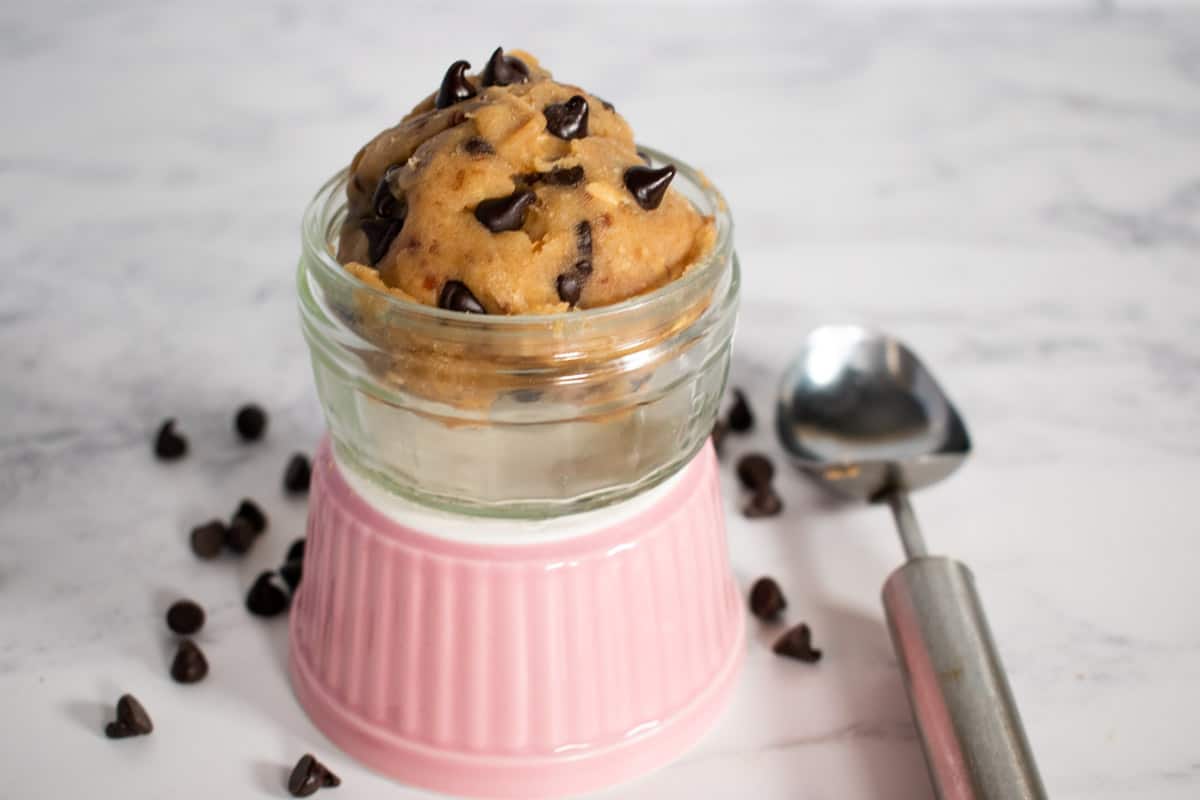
728 388 754 432
773 622 822 663
234 404 267 442
246 571 290 617
711 419 729 460
288 753 341 797
481 46 529 87
233 499 267 533
435 60 477 109
170 639 209 683
371 164 404 218
556 272 584 306
637 150 652 166
596 95 615 112
286 538 306 563
280 560 303 593
474 189 536 233
736 453 776 491
283 453 312 495
543 165 585 186
105 694 153 738
225 516 260 555
153 419 188 461
105 722 135 739
624 164 676 211
463 137 494 156
437 280 486 314
361 216 405 266
166 599 206 636
749 577 787 622
744 485 784 519
190 520 226 560
543 95 589 140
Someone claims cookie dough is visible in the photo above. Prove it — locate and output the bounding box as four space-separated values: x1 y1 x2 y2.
337 48 715 314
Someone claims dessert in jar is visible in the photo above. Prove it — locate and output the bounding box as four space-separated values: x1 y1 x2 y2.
291 48 743 798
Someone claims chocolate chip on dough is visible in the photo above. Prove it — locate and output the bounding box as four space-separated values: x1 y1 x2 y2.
481 46 529 88
474 189 536 233
435 60 477 109
437 280 487 314
623 164 675 211
544 95 589 140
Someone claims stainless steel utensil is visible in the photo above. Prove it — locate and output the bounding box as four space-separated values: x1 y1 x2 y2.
776 324 1047 800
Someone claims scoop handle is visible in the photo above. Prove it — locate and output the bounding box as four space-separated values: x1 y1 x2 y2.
882 556 1047 800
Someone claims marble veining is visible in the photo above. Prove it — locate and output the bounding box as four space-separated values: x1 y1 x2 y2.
2 1 1199 798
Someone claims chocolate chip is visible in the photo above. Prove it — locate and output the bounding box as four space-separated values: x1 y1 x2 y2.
728 388 754 432
556 272 583 306
166 599 206 635
575 219 593 259
623 164 676 211
371 164 404 218
224 516 260 555
474 189 535 233
170 639 209 683
233 499 267 533
286 538 306 563
280 559 303 593
283 453 311 495
105 694 153 738
437 280 486 314
246 571 290 617
711 419 729 460
153 419 188 461
596 95 615 112
435 60 476 109
744 485 783 519
736 453 776 491
234 404 267 442
749 577 787 621
288 753 341 797
361 216 405 266
543 95 589 140
105 722 135 739
463 137 495 156
556 219 594 306
544 165 585 186
637 150 652 166
481 46 529 87
773 622 822 663
189 520 225 560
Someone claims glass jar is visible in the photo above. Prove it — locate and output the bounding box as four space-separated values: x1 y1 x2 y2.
298 147 739 518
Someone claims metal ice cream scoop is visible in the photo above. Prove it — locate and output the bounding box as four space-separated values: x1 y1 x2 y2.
776 324 1047 800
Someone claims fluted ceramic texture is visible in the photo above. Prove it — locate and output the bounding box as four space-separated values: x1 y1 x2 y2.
290 439 744 799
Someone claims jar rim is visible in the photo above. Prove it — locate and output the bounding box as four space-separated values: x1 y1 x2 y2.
300 145 734 330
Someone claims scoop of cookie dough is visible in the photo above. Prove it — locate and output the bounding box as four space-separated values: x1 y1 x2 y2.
337 48 716 315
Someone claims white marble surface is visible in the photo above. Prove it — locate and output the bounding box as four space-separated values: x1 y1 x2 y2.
4 1 1200 797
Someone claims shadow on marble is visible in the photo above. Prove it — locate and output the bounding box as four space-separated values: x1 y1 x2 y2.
62 698 109 738
251 758 289 795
